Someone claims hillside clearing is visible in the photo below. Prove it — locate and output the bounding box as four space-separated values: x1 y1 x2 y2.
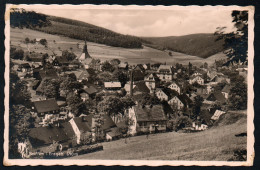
69 111 246 160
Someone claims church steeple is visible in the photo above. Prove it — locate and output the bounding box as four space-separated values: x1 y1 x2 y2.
82 39 91 59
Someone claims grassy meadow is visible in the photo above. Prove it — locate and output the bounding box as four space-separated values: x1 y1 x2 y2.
10 28 227 66
70 111 246 161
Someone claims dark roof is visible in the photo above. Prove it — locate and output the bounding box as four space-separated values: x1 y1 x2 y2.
20 63 31 68
178 93 193 106
28 126 71 147
60 122 75 138
133 81 150 94
206 91 226 102
102 114 117 131
145 73 160 82
106 127 121 137
134 64 145 73
222 85 231 93
32 80 40 87
78 70 90 80
30 57 42 62
162 102 175 116
132 70 145 81
55 56 70 64
134 105 167 122
116 120 128 129
200 109 213 125
161 88 178 99
36 79 44 93
73 115 93 132
33 99 59 113
39 69 58 79
84 86 98 95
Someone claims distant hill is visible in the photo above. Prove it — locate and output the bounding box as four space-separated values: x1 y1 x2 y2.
10 9 225 58
10 10 144 49
32 16 145 49
142 34 225 58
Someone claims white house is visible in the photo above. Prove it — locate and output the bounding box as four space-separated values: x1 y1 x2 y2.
144 73 160 92
157 65 173 81
156 88 169 101
69 118 81 144
125 107 137 135
189 75 204 85
168 96 184 110
168 82 181 94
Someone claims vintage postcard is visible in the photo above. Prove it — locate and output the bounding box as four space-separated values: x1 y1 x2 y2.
4 4 254 166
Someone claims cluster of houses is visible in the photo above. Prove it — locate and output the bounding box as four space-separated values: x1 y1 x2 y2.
11 40 247 156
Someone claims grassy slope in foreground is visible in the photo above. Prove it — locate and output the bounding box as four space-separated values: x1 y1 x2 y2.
143 34 225 59
70 111 246 160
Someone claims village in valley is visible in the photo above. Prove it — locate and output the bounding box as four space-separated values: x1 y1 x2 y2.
9 9 248 161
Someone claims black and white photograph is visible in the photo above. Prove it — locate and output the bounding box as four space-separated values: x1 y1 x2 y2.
4 4 254 166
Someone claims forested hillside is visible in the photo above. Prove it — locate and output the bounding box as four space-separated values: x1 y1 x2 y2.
10 9 226 58
10 9 144 49
143 34 225 58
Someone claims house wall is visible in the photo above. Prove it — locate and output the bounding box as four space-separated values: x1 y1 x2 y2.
137 121 166 133
222 92 229 99
168 83 180 94
128 107 137 135
69 119 81 144
156 90 168 101
168 97 184 109
157 74 172 81
145 81 156 91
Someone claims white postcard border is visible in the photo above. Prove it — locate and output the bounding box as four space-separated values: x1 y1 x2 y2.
3 4 255 166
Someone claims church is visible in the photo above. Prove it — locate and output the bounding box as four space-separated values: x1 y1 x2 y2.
78 40 101 71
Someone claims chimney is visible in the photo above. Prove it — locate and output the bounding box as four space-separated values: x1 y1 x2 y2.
130 70 133 97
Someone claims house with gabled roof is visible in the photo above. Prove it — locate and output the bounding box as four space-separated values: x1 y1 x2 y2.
206 91 226 104
33 69 58 80
75 69 90 82
144 73 160 92
133 105 167 133
189 75 204 85
33 99 59 116
132 70 145 81
52 56 70 67
28 122 76 152
133 81 150 95
155 88 178 101
69 115 93 144
168 82 181 94
221 84 231 99
168 93 192 110
33 99 60 126
134 64 145 73
157 65 173 81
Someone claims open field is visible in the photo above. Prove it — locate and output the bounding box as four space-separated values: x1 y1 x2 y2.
10 28 227 66
69 111 246 160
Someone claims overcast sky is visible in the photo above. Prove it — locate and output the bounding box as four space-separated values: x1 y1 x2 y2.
28 8 236 37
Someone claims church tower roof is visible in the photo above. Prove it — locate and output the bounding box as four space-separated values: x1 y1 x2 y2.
80 39 91 60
